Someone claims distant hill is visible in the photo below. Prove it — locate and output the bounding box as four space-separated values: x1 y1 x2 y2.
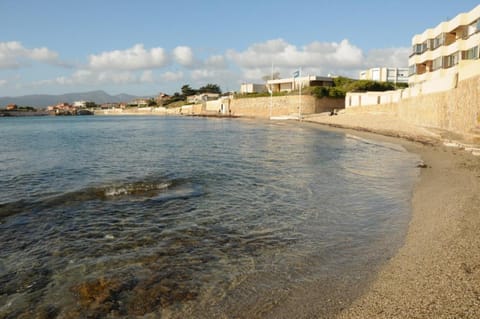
0 90 141 108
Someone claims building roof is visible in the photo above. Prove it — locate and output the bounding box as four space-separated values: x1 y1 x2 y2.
267 75 333 84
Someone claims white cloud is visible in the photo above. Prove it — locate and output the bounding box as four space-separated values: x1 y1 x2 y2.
204 55 227 69
140 70 154 83
20 38 411 95
172 46 196 67
97 71 137 84
29 47 59 61
88 44 169 70
161 71 184 82
191 69 217 80
33 69 151 88
0 41 59 69
226 39 290 69
0 79 6 87
227 38 364 69
364 47 410 68
227 38 409 81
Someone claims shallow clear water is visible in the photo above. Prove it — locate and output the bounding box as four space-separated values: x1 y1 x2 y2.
0 116 419 318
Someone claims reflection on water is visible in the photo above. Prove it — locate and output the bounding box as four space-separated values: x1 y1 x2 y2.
0 116 419 318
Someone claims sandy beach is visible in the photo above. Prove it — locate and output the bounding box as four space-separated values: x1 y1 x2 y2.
305 113 480 318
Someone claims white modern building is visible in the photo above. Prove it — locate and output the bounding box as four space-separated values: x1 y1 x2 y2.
240 83 268 94
346 4 480 108
267 75 333 93
359 67 409 84
186 93 220 104
408 4 480 90
73 101 87 108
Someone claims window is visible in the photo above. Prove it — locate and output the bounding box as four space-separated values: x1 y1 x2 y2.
467 21 477 37
432 34 445 50
413 44 423 55
467 19 480 37
409 64 417 76
427 39 434 50
452 52 460 65
421 41 428 53
398 69 409 77
444 52 460 68
432 57 443 71
462 46 479 60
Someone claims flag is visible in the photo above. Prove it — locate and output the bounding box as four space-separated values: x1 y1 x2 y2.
293 70 300 78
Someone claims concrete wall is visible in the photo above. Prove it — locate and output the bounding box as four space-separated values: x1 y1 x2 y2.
229 95 344 118
346 74 480 135
98 96 344 119
346 70 460 109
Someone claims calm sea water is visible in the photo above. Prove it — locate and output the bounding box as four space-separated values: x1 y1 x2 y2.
0 116 419 318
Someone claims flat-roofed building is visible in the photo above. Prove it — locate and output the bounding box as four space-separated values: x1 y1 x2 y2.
359 67 409 83
267 75 333 93
239 83 268 94
186 93 220 104
409 4 480 90
73 101 87 108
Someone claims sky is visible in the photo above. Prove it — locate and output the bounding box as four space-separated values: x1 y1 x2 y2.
1 0 479 97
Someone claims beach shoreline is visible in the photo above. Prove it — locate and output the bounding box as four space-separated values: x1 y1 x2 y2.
304 113 480 318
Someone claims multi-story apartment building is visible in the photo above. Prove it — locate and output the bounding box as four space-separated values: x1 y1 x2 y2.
409 5 480 89
359 67 409 84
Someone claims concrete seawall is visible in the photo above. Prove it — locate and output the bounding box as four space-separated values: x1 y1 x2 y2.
229 95 344 118
346 74 480 138
94 96 345 119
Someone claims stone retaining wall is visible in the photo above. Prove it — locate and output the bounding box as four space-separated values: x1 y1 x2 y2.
346 75 480 135
229 96 344 118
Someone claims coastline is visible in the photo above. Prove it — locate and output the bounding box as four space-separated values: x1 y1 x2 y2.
305 113 480 318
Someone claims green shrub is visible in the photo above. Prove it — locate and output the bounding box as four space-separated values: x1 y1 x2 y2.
346 80 395 92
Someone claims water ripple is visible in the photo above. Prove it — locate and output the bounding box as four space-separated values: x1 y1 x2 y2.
0 116 419 318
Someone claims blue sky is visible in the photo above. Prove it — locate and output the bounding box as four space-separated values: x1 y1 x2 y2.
1 0 479 97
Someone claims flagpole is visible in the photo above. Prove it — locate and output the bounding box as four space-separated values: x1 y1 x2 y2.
299 67 302 120
270 61 273 119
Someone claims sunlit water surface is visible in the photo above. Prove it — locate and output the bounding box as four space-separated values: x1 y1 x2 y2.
0 116 419 318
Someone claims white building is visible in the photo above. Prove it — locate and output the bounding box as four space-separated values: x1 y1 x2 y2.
73 101 87 108
346 4 480 108
186 93 220 104
267 75 333 92
359 67 409 83
239 83 268 94
409 4 480 91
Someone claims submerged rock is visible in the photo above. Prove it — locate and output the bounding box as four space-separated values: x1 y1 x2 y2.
71 277 125 316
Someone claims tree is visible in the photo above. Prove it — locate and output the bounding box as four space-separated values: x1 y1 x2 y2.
85 102 98 109
18 106 37 111
310 76 398 99
311 86 329 99
148 98 157 107
198 83 221 94
181 84 196 97
346 80 395 92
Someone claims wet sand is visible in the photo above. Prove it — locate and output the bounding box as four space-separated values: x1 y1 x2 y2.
306 113 480 318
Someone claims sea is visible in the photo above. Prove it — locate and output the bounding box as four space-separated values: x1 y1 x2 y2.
0 116 420 318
